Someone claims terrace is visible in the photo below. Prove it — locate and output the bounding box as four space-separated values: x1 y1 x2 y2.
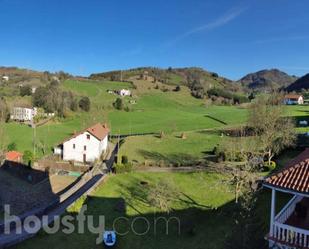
264 148 309 249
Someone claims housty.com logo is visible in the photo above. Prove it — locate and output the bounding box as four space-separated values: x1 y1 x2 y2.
3 205 181 244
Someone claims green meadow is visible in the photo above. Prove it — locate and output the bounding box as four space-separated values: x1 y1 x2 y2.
14 172 290 249
3 80 248 158
3 79 308 163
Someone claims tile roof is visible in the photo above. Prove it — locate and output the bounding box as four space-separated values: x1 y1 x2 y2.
284 94 303 100
86 123 110 141
62 123 109 143
264 148 309 194
5 151 23 161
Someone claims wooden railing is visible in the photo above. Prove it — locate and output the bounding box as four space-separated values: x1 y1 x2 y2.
275 195 303 224
273 222 309 248
272 195 309 248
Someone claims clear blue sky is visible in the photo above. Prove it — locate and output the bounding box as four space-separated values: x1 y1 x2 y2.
0 0 308 80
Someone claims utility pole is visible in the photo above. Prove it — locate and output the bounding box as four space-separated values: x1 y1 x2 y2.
117 129 120 164
120 70 123 82
32 119 36 158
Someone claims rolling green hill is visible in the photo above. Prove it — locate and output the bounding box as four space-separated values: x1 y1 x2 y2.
89 67 241 93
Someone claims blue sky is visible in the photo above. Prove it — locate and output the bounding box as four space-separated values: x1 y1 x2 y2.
0 0 308 79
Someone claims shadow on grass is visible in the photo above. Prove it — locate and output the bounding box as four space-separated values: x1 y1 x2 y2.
21 188 275 249
138 150 202 166
204 115 227 125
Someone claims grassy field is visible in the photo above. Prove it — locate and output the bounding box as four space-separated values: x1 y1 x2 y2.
3 79 308 161
14 172 235 249
119 130 221 165
13 171 291 249
3 80 248 157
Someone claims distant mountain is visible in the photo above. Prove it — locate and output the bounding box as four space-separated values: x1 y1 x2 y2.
90 67 240 92
238 69 298 91
286 74 309 92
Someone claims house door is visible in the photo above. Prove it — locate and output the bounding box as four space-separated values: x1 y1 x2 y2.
83 154 86 163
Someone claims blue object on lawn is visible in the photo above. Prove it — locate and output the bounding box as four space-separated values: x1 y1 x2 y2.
103 231 116 247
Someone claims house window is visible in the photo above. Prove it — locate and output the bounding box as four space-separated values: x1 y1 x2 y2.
73 144 75 149
84 146 87 151
86 134 90 140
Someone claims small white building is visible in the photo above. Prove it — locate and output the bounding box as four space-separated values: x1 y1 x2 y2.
284 94 304 105
54 123 109 163
2 76 9 82
10 107 37 122
118 89 131 97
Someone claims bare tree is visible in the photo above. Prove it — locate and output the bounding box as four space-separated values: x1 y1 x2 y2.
248 95 296 165
147 178 179 213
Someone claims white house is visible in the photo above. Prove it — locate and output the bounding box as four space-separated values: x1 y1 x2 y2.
118 89 131 97
2 76 9 82
263 148 309 249
284 94 304 105
10 107 37 122
54 123 109 163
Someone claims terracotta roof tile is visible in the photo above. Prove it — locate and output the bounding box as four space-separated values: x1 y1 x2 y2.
86 123 109 140
264 149 309 194
284 94 303 100
62 123 109 143
5 151 23 161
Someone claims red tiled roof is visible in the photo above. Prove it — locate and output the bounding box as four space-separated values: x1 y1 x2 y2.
264 149 309 194
5 151 23 161
86 123 110 140
284 94 303 100
62 123 109 143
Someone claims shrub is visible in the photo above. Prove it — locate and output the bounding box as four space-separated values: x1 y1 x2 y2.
211 72 219 78
20 85 32 96
174 85 181 92
23 150 33 167
121 155 129 164
113 98 124 110
114 163 133 174
7 142 17 151
264 161 276 171
79 96 91 112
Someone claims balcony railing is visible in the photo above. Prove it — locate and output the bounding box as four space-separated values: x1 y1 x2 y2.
271 195 309 248
275 195 303 224
273 222 309 248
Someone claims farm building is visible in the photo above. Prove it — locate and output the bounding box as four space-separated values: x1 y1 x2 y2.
5 151 23 163
10 107 37 122
263 148 309 249
118 89 131 97
54 123 109 163
284 94 304 105
2 76 9 81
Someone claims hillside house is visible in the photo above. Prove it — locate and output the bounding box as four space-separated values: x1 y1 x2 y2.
10 107 37 122
2 76 9 81
263 148 309 249
54 123 109 163
118 89 131 97
284 94 304 105
5 151 23 163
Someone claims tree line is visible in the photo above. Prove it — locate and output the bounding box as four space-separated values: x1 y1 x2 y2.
33 81 90 116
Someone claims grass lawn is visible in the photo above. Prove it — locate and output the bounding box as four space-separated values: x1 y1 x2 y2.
14 172 235 249
119 130 221 165
3 80 248 157
13 172 291 249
